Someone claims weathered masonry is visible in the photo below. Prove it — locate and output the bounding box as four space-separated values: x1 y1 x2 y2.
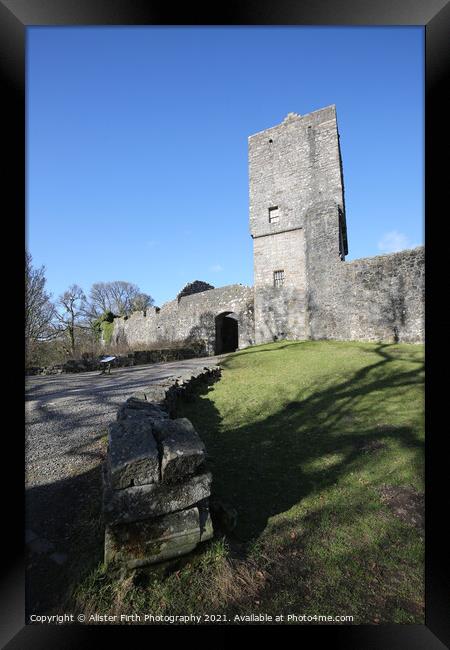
103 366 221 569
250 107 347 343
113 284 255 354
113 104 424 350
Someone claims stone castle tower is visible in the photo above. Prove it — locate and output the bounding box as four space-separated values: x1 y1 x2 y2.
113 104 423 351
249 104 348 344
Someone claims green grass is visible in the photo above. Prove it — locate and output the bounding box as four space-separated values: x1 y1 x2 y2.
101 320 114 345
70 340 424 624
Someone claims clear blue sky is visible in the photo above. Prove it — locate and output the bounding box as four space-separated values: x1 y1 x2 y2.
27 26 424 307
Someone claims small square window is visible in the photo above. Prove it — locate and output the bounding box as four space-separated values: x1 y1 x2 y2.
274 270 284 287
269 206 280 224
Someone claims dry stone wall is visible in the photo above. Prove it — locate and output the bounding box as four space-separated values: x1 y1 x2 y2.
25 347 208 376
103 365 221 570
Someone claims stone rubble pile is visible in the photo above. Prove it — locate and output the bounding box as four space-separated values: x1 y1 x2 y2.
103 366 221 569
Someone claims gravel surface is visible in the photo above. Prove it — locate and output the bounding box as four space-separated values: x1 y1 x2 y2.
25 356 224 616
25 356 223 488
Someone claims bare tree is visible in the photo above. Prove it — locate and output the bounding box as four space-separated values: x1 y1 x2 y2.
54 284 88 357
107 281 141 316
86 282 112 320
25 252 55 357
131 292 154 313
88 281 154 318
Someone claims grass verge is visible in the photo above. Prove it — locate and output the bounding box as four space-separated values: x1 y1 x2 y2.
68 340 424 624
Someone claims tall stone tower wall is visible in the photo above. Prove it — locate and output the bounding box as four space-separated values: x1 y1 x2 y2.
249 105 347 343
249 105 423 344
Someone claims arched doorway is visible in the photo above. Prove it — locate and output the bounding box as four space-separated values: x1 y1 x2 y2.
215 312 239 354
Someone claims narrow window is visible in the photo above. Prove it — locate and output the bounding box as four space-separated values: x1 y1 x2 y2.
273 270 284 288
268 206 280 224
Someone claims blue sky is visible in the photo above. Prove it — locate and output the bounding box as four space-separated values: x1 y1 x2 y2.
27 26 424 307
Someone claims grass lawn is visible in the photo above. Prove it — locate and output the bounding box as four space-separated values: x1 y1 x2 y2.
70 340 424 624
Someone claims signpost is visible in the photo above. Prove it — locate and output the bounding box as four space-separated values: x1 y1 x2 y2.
99 356 116 375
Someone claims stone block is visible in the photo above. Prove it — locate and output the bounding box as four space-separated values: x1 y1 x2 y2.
117 399 169 422
141 385 170 405
152 418 206 483
103 470 212 525
177 372 195 385
104 505 213 568
108 420 159 489
151 417 194 440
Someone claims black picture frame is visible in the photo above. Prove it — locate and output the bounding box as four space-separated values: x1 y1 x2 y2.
3 1 449 647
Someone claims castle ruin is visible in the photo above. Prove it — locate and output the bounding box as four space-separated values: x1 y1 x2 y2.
113 105 424 353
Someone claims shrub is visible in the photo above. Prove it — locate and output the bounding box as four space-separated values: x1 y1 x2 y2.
176 280 214 302
101 320 114 345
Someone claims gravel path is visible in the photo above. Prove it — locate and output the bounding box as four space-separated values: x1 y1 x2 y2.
25 356 223 488
25 356 223 616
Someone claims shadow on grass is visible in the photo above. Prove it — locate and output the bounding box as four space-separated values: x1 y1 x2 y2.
25 342 424 620
223 496 424 622
176 343 424 541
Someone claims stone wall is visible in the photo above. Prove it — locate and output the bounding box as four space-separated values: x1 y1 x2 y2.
248 106 346 238
253 229 307 343
249 106 423 345
249 106 347 344
112 284 255 354
305 202 424 343
103 365 221 570
109 105 423 349
25 347 208 376
341 247 425 343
